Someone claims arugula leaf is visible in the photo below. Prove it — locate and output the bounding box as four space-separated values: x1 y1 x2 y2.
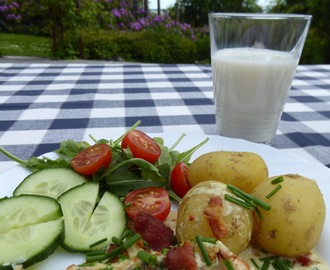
102 158 164 182
0 146 27 167
103 158 166 196
25 156 71 171
178 137 209 164
157 143 175 167
55 139 91 158
107 179 162 196
0 146 70 171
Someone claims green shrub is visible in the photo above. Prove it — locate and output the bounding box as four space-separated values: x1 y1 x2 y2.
300 28 327 64
56 29 210 64
195 35 211 63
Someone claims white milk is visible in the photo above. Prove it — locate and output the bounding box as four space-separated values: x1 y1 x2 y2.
212 48 298 144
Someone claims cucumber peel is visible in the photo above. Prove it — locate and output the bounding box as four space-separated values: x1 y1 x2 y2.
0 195 64 270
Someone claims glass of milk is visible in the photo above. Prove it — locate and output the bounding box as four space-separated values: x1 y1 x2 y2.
209 13 312 144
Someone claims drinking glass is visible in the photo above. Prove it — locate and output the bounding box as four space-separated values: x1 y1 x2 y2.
209 13 312 144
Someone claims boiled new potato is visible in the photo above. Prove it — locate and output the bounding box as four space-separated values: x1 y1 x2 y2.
251 174 326 257
187 151 268 193
176 181 253 254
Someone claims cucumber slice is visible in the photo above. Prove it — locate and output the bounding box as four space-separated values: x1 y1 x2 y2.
0 194 62 233
13 168 86 199
0 195 64 270
58 182 127 252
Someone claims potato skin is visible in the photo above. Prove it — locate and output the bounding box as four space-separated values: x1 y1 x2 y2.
187 151 268 193
176 181 253 254
251 174 326 257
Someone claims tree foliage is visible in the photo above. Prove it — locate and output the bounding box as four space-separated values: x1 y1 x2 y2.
270 0 330 63
173 0 262 27
39 0 103 58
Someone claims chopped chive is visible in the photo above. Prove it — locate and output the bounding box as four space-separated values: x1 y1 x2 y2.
122 233 141 249
271 176 284 184
78 263 96 267
162 248 170 255
227 185 252 202
266 185 282 199
104 245 123 259
284 259 293 269
272 261 284 270
89 246 123 262
86 250 106 256
89 237 108 248
261 260 271 270
224 194 254 209
86 253 109 263
227 184 272 211
201 237 217 244
224 259 235 270
137 250 157 265
250 258 260 269
259 255 279 261
255 206 263 219
112 236 122 245
272 258 293 270
121 229 134 240
87 234 141 263
195 235 212 266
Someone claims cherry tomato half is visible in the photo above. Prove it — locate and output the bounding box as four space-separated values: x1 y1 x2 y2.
124 187 171 221
170 162 191 198
71 144 112 176
121 130 161 164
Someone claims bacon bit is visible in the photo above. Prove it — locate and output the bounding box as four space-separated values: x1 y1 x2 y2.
164 241 198 270
296 255 313 266
189 215 195 221
133 211 175 251
203 196 229 239
209 196 223 207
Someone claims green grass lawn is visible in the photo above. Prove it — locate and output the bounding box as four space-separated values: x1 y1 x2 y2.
0 33 52 58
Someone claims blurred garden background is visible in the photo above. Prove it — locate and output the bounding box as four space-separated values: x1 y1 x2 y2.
0 0 329 64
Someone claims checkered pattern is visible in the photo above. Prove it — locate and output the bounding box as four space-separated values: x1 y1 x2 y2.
0 62 329 172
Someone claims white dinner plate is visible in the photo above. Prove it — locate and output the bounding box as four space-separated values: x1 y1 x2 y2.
0 133 329 269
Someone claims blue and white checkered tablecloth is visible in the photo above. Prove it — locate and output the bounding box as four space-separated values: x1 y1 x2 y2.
0 62 329 173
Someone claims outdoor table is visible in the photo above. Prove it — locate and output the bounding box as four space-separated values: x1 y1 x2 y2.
0 61 329 173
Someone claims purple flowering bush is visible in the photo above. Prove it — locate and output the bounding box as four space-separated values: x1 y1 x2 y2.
0 0 21 31
1 0 50 34
97 0 196 41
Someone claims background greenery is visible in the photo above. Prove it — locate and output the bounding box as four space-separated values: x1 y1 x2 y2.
0 33 51 57
0 0 329 64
